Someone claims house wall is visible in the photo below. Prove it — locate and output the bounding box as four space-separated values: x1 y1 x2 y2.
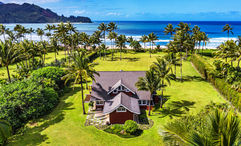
109 110 134 124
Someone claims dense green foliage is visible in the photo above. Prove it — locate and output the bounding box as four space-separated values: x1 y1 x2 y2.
191 54 241 111
123 120 138 134
0 120 12 145
31 66 66 94
163 103 241 145
0 79 58 130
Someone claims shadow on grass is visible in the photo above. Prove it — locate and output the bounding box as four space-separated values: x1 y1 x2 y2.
8 87 81 145
175 75 206 82
104 56 140 62
157 100 196 119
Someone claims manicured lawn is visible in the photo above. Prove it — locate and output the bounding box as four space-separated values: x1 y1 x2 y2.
8 52 226 146
0 51 66 79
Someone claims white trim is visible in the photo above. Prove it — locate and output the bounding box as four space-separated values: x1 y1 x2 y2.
96 100 104 105
116 106 126 112
104 104 140 115
108 84 135 95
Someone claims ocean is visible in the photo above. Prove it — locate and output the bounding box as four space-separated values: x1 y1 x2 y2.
2 21 241 48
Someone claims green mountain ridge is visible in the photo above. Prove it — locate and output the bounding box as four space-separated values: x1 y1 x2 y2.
0 2 92 23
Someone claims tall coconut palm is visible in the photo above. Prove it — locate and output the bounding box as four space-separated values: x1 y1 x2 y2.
0 120 12 145
148 32 158 58
98 23 108 45
0 24 8 41
164 24 175 36
27 28 35 41
108 22 118 32
62 52 99 114
116 35 127 60
108 31 118 60
50 36 60 63
222 24 233 40
152 58 172 108
36 28 44 41
0 40 22 82
135 69 162 116
140 35 148 49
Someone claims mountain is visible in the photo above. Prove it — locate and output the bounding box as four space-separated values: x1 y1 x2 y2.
0 3 92 23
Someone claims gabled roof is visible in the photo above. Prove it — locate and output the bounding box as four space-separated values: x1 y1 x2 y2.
103 92 140 115
91 71 151 101
107 79 135 95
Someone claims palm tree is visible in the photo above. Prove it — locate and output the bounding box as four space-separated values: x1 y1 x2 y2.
148 32 158 58
116 35 127 60
39 41 48 65
36 28 44 41
222 24 233 40
130 40 141 51
108 22 118 32
163 109 241 146
152 58 172 108
27 28 35 41
62 52 99 114
0 24 8 41
108 31 118 60
98 23 108 46
136 69 162 116
0 120 12 145
164 24 175 36
140 35 148 49
187 110 241 146
0 40 22 82
50 36 60 63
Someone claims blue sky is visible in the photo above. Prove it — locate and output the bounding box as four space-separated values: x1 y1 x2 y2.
2 0 241 21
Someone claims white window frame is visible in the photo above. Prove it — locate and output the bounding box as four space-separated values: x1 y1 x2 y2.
139 100 150 105
96 100 104 105
116 106 126 112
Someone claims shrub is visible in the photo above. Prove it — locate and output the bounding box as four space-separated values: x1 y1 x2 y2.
0 79 59 130
31 66 66 93
111 124 123 134
123 120 138 134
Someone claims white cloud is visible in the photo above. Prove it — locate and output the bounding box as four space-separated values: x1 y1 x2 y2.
1 0 59 4
74 10 86 15
106 12 121 16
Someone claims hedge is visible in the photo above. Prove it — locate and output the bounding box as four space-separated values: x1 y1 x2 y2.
191 54 241 111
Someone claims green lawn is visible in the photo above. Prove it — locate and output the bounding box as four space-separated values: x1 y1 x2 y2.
0 51 66 79
8 52 226 146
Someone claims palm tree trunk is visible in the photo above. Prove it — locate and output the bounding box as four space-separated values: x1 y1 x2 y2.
55 52 57 63
120 47 122 60
148 94 152 116
180 53 183 82
80 76 86 115
6 65 11 82
160 80 164 108
237 58 241 68
174 64 177 77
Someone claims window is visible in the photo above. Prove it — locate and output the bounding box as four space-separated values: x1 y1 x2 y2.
113 89 118 94
96 101 104 105
116 106 126 112
118 85 123 91
139 100 153 105
143 100 147 105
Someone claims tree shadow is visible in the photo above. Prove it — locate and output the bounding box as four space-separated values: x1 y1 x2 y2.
105 56 140 62
8 87 80 145
157 100 195 119
175 75 206 82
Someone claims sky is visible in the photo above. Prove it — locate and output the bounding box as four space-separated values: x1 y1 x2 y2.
2 0 241 21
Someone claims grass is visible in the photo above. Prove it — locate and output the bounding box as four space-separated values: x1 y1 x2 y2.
7 52 226 146
0 51 66 79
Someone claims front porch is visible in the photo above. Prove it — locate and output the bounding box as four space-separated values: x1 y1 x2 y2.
85 110 110 127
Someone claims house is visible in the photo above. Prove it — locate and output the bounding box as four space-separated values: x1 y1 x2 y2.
88 71 159 124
